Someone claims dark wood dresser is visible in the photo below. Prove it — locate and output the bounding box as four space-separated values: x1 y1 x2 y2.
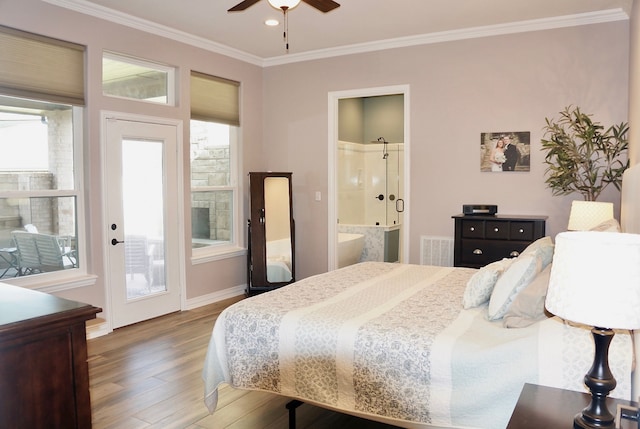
452 214 547 268
0 283 101 428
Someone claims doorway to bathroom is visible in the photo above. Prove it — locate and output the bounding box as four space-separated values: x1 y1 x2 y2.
328 85 410 271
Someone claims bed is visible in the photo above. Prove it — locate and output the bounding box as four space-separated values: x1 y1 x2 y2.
203 164 640 429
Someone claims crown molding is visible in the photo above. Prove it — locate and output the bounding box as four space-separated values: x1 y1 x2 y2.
42 0 627 68
263 8 629 67
42 0 264 66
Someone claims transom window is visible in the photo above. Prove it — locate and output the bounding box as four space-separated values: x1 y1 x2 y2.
102 52 176 105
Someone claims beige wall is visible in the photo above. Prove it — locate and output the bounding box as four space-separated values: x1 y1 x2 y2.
262 22 630 277
0 1 633 308
0 0 263 309
629 0 640 166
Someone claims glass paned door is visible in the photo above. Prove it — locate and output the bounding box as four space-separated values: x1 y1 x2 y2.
104 115 181 329
122 139 166 299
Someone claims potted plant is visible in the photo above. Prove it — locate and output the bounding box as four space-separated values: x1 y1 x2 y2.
541 105 629 201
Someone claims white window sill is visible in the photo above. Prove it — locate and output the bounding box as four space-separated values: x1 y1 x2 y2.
3 272 98 294
191 246 246 265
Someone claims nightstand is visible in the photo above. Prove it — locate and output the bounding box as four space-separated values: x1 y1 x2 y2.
452 214 547 268
507 383 638 429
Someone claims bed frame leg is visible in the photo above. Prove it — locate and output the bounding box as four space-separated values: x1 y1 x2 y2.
286 400 304 429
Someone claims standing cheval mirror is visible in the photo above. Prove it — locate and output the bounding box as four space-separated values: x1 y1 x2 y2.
247 172 295 296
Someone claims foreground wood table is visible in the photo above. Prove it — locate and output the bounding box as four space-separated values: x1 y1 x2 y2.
507 383 638 429
0 283 101 428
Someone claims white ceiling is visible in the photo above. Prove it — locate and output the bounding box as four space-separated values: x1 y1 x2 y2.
47 0 631 66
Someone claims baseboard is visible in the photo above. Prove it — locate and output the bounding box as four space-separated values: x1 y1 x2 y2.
183 284 246 310
86 317 110 339
86 284 247 339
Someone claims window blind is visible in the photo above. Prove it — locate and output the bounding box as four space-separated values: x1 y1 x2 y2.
190 71 239 126
0 26 85 106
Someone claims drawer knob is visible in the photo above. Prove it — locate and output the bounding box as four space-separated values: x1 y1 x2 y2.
510 251 520 257
494 227 499 232
473 249 483 255
519 228 524 233
470 227 475 231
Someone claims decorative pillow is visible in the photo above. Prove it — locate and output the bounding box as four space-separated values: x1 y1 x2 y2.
589 218 621 232
502 263 552 328
487 252 543 321
462 258 515 309
520 236 554 269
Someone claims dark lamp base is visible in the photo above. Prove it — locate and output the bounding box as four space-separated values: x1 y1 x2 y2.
573 327 617 429
574 412 615 429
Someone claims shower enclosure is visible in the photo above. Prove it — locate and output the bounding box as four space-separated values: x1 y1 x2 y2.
337 139 404 227
337 138 404 264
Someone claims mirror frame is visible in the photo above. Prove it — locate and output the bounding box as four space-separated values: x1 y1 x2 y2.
247 172 295 295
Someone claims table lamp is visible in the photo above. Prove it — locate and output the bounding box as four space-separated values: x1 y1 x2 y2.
545 231 640 429
567 201 614 231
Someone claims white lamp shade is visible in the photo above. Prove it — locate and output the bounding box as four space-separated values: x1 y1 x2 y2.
545 231 640 330
567 200 614 231
268 0 301 9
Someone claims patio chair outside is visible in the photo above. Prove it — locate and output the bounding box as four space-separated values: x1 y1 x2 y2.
125 235 153 285
33 233 76 271
11 231 40 275
11 231 77 275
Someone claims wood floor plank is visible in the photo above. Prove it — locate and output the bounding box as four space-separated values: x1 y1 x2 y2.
89 295 401 428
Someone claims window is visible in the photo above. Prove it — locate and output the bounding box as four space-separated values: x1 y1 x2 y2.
0 26 85 284
102 52 175 105
0 97 83 280
190 72 241 257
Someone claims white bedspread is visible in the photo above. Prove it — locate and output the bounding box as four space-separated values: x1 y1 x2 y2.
203 262 634 429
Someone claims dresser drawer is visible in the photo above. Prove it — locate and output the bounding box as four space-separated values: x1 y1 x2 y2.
485 221 509 239
510 222 535 241
459 240 529 267
460 219 484 238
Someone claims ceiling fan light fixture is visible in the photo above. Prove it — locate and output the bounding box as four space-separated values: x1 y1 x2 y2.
267 0 301 10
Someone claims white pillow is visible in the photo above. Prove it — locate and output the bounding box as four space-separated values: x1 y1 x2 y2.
487 252 543 320
462 258 515 309
589 218 621 232
502 263 552 328
520 236 554 268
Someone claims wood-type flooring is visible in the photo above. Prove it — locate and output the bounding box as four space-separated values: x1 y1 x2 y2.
88 295 401 428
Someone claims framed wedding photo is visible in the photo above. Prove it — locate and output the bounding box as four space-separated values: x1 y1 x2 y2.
480 131 530 172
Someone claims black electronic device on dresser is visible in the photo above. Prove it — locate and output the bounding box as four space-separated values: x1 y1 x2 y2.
452 213 547 268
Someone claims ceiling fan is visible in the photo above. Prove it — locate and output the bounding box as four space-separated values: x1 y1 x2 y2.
228 0 340 13
228 0 339 53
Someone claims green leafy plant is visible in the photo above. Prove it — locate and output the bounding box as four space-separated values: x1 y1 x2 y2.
541 106 629 201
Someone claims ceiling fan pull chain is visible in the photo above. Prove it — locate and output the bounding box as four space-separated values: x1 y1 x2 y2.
282 7 290 52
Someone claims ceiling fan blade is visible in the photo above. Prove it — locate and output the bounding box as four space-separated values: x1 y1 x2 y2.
301 0 340 13
228 0 262 12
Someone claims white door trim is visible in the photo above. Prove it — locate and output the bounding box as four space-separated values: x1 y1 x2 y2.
100 111 186 331
327 85 411 270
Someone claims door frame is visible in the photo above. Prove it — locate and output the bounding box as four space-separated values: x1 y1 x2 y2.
100 111 186 331
327 85 411 270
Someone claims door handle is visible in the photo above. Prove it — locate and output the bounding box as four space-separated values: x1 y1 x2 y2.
111 238 124 245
